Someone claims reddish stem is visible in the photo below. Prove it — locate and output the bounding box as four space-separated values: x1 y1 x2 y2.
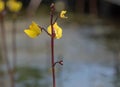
0 13 15 87
0 14 15 87
53 15 58 25
40 27 51 37
53 60 63 67
50 3 56 87
11 14 17 87
0 14 10 74
12 14 17 71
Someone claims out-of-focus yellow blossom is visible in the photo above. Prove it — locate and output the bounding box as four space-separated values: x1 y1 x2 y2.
24 21 42 38
60 10 68 19
0 0 5 12
47 22 62 39
49 67 58 73
7 0 22 12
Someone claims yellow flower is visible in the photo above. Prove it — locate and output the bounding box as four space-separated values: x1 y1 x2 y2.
47 22 62 39
0 0 5 12
7 0 22 12
24 21 42 38
60 10 68 19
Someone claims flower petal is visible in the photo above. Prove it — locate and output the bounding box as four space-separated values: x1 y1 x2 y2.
24 21 42 38
24 30 40 38
7 0 22 12
60 10 68 19
30 21 41 34
0 1 5 12
47 22 62 39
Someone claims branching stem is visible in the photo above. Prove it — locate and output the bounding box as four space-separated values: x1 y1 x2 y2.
50 3 56 87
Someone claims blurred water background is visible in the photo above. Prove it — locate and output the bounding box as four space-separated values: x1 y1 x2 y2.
0 0 120 87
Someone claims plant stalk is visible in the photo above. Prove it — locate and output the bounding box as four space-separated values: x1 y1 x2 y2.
0 13 15 87
50 4 56 87
12 14 17 72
